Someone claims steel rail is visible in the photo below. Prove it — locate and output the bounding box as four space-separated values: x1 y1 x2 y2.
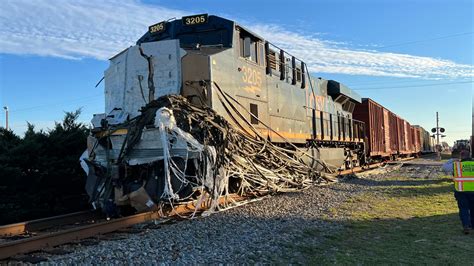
338 156 416 175
0 194 244 260
0 210 101 237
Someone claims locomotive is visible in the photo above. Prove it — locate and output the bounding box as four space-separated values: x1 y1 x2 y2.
82 14 425 213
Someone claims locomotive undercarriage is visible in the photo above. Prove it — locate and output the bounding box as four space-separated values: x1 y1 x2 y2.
301 140 366 171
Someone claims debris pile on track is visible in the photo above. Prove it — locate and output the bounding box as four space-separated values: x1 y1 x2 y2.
119 83 335 214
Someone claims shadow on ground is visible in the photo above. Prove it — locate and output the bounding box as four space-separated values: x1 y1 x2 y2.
294 212 472 265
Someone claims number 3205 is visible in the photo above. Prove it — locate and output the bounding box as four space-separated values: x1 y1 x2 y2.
185 15 206 25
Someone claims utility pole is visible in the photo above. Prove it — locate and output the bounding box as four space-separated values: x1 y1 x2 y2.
471 98 473 158
3 106 8 130
436 112 440 146
431 111 446 161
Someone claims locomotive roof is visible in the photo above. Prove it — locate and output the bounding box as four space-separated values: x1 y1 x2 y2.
137 15 235 47
138 15 267 45
136 14 362 104
328 80 362 103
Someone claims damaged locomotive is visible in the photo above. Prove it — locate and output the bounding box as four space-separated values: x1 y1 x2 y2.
81 14 366 214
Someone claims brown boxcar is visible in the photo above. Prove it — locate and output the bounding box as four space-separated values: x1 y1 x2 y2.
388 111 399 154
412 126 421 153
354 98 427 159
413 125 433 153
396 115 405 153
353 98 396 157
403 120 414 154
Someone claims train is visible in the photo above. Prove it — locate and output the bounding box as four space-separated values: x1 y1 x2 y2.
81 14 433 213
353 98 434 160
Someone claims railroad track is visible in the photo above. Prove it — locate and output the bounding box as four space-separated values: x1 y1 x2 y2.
0 194 246 260
0 210 101 238
0 159 416 261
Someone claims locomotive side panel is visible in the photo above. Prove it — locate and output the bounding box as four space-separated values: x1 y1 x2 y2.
267 78 310 143
209 42 272 138
264 49 311 143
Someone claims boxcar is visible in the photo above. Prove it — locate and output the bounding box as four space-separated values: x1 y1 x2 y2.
353 98 388 158
353 98 425 160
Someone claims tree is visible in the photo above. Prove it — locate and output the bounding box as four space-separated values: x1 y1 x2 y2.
0 110 91 224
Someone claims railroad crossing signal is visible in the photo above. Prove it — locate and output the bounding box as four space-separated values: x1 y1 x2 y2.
433 112 446 160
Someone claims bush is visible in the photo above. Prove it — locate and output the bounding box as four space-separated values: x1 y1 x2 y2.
0 110 90 224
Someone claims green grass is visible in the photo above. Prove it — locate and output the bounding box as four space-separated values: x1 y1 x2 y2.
441 152 454 160
292 174 474 264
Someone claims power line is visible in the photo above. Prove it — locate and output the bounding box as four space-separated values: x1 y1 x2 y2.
448 131 470 133
354 80 473 90
376 31 474 50
348 78 472 87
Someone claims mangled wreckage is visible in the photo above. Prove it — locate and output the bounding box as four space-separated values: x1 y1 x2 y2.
81 15 365 216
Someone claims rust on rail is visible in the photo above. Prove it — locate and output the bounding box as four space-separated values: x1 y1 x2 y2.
0 194 244 260
0 210 101 237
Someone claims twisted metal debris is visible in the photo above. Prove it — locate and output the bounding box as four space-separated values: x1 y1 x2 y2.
108 81 335 214
85 82 337 217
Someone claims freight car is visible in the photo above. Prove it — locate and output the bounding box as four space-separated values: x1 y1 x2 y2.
413 125 434 154
353 98 432 161
82 14 367 211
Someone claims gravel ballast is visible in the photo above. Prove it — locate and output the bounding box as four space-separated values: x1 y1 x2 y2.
41 163 443 264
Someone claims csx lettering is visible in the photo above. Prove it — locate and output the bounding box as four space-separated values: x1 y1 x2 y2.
305 88 326 111
241 66 262 86
315 96 325 110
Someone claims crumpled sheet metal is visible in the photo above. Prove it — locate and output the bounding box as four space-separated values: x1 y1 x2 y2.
84 92 335 216
136 94 333 215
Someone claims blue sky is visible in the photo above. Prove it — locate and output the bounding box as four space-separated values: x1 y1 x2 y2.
0 0 472 145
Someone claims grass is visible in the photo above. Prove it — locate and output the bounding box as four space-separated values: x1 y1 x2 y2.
441 152 454 160
291 173 474 264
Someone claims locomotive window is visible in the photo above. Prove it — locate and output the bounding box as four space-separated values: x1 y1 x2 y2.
250 103 259 124
249 42 257 63
239 31 258 64
296 67 302 82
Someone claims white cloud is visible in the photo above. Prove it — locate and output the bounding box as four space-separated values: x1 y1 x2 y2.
0 0 185 60
250 24 473 79
1 0 472 79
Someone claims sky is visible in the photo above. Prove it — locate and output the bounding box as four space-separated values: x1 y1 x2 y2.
0 0 472 146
